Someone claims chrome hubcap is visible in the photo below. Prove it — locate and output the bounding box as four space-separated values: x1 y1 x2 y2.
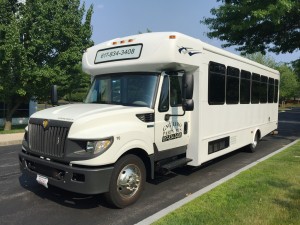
251 141 257 149
252 135 258 148
117 164 141 198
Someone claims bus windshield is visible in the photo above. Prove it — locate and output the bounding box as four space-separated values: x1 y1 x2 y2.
85 73 159 108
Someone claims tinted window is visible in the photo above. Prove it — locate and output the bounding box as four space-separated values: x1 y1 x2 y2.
208 62 226 105
226 66 240 104
260 75 268 103
170 76 183 107
159 76 170 112
240 70 251 104
251 73 260 104
85 73 158 107
274 79 279 103
268 78 275 103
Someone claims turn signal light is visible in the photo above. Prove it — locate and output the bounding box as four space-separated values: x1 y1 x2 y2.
112 39 135 45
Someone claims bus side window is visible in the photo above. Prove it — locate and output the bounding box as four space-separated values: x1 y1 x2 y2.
260 75 268 103
240 70 251 104
226 66 240 104
268 78 275 103
208 62 226 105
274 79 279 103
251 73 260 104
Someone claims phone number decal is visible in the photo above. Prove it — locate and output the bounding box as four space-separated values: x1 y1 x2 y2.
100 48 136 59
95 44 142 63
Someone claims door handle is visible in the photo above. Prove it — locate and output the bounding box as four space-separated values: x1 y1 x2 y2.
184 122 188 134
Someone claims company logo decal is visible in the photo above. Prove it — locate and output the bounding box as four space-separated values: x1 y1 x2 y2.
162 121 182 142
178 46 201 56
42 120 49 129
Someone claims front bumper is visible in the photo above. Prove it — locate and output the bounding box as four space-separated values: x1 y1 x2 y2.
19 151 114 195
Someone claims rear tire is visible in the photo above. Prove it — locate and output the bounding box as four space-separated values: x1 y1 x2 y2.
105 154 146 208
248 132 260 152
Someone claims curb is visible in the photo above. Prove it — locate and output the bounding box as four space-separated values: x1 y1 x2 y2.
0 133 24 147
0 139 23 147
135 139 300 225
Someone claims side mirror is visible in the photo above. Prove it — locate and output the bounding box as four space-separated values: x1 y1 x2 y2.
182 73 193 99
183 99 194 111
51 85 58 106
182 74 194 111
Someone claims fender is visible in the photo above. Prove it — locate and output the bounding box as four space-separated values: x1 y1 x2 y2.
70 121 154 166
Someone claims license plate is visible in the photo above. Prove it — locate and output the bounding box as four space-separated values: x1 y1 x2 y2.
36 174 48 188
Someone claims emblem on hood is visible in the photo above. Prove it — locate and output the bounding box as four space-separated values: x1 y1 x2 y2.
43 120 49 129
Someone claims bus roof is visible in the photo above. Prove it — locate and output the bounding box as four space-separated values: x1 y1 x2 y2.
82 32 279 77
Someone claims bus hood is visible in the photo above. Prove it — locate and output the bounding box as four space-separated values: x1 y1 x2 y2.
31 104 151 122
30 103 154 143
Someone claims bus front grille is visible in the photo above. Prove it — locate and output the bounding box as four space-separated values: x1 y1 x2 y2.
28 121 70 158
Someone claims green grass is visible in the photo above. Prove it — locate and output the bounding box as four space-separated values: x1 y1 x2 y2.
154 141 300 225
0 124 26 134
279 103 300 111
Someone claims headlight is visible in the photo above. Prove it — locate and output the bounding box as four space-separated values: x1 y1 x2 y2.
86 137 113 155
23 131 28 142
23 126 29 141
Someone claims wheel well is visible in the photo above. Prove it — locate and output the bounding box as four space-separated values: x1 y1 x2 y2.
256 129 261 140
120 149 151 180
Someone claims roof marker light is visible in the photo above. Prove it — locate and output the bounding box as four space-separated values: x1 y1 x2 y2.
169 35 176 39
120 40 125 44
112 41 118 45
128 39 134 43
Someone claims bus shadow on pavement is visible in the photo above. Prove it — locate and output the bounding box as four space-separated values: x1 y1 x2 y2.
18 174 112 209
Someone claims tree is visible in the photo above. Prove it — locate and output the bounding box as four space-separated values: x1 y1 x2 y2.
201 0 300 55
290 59 300 100
0 0 27 130
291 59 300 80
138 28 152 34
0 0 93 130
244 52 278 69
278 64 299 101
244 53 300 102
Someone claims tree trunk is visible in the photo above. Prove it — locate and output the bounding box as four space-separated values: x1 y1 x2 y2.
68 92 71 103
4 102 21 131
4 116 12 131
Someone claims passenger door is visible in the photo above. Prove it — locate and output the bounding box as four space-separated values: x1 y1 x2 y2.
155 72 190 153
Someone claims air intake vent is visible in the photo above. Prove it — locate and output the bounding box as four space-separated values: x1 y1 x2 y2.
136 113 154 123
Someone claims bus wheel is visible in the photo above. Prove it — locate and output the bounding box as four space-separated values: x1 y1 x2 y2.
248 132 260 153
105 154 146 208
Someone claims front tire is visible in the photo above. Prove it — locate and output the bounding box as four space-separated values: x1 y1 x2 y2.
105 154 146 208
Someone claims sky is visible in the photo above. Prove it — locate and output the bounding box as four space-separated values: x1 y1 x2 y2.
83 0 299 64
